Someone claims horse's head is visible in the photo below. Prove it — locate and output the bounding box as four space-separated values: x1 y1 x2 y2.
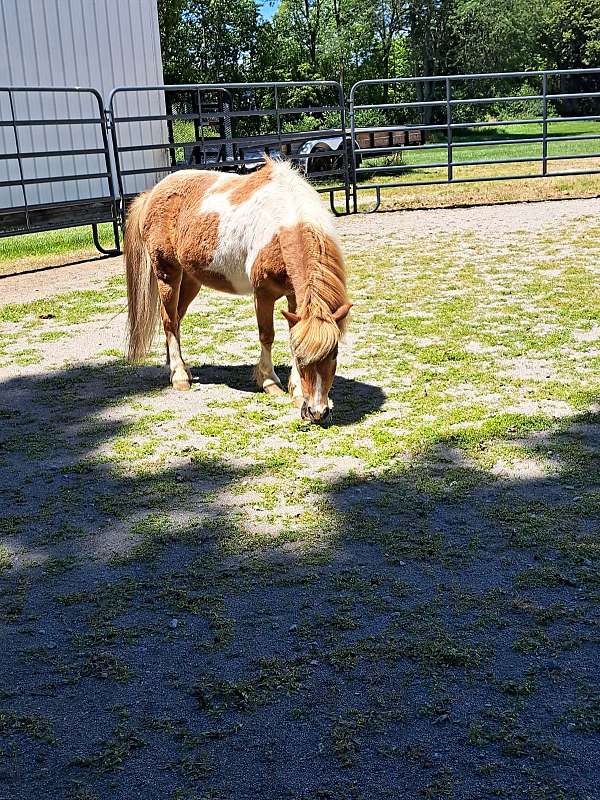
282 303 352 424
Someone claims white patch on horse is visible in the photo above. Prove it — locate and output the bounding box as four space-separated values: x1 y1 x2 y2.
197 161 340 297
309 371 330 414
197 190 253 294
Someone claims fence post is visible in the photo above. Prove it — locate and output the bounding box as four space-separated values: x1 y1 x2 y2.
95 91 121 253
106 97 125 225
274 86 281 160
336 82 351 215
446 77 453 182
349 85 358 213
542 72 548 177
196 89 207 166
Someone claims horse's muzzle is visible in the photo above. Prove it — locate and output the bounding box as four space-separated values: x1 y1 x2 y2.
301 401 331 425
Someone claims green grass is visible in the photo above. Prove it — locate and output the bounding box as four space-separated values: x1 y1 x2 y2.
349 120 600 210
362 120 600 173
0 223 117 266
0 277 125 325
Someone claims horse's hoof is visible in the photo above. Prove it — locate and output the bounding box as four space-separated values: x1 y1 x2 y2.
172 380 191 391
264 383 285 396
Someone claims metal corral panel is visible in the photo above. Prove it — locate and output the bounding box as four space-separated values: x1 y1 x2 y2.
0 0 168 211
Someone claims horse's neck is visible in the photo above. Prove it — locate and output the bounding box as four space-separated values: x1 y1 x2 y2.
278 222 339 314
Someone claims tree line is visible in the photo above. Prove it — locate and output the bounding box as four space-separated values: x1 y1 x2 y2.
158 0 600 88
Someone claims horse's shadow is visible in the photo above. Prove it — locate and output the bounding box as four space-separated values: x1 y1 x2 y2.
189 363 385 425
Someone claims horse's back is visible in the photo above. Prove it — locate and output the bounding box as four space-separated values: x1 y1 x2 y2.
143 162 337 295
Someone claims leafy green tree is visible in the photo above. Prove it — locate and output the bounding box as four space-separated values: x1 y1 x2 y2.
157 0 600 97
157 0 260 84
540 0 600 68
158 0 197 83
448 0 544 75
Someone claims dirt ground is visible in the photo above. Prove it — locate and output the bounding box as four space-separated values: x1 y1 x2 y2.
1 198 600 800
2 196 599 305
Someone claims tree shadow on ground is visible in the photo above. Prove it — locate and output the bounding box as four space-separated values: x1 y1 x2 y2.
0 361 599 800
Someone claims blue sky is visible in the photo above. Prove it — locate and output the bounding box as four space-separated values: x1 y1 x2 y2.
259 1 279 20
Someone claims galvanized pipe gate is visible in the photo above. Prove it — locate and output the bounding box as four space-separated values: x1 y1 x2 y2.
107 80 352 219
1 68 599 253
0 86 120 252
349 67 600 212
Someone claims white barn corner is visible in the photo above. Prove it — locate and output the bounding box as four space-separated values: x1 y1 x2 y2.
0 0 168 217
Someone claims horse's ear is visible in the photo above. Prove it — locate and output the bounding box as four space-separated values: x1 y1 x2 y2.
333 303 353 323
281 309 300 326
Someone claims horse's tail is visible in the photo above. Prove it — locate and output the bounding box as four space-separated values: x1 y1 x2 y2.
124 191 159 362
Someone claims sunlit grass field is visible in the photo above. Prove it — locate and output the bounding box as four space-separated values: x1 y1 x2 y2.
352 120 600 210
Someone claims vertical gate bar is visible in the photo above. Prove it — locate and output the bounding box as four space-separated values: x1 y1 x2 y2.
165 93 176 167
8 89 30 231
542 72 548 176
337 81 351 214
193 89 201 143
349 87 358 213
107 97 125 226
197 89 206 166
274 86 281 161
95 91 120 252
446 77 453 182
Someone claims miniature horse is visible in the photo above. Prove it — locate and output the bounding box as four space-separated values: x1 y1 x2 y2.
124 158 351 423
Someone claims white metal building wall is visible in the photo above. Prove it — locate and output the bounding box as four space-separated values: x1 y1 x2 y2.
0 0 168 211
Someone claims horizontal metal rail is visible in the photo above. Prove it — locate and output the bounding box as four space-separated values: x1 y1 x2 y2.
374 116 600 134
0 172 111 188
2 147 108 160
355 152 600 175
113 105 341 123
355 91 600 112
0 117 106 128
350 67 600 86
356 132 600 157
115 128 347 153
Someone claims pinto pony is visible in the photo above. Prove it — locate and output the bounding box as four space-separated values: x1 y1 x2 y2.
124 158 351 423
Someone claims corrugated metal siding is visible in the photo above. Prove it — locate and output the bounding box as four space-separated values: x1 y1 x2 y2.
0 0 167 211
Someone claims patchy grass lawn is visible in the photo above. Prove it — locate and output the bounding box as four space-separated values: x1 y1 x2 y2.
0 208 599 799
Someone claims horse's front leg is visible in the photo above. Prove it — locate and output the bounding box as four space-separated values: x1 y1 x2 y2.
286 294 304 408
254 288 285 396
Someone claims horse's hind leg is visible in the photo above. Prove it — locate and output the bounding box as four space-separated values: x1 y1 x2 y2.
254 287 285 396
153 257 190 391
164 272 200 374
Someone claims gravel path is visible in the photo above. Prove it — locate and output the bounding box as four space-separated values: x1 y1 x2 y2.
0 254 124 305
1 196 599 306
335 196 600 251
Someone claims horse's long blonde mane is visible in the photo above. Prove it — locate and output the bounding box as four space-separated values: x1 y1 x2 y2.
279 222 348 365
